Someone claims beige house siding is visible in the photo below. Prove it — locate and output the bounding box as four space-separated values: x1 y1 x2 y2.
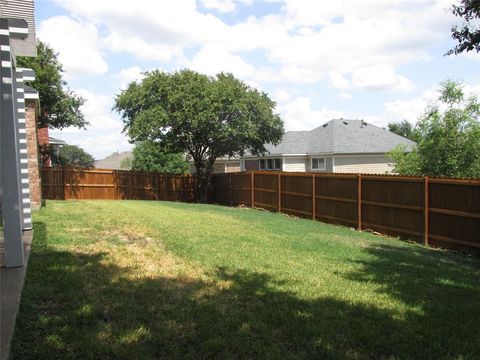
0 0 36 57
333 155 393 174
283 157 307 172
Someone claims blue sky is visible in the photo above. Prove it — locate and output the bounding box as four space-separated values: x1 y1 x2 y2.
35 0 480 159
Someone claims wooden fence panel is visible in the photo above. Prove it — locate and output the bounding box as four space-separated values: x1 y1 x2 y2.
361 176 424 242
41 167 64 200
254 172 278 211
281 174 312 218
315 175 357 227
230 173 251 205
428 180 480 249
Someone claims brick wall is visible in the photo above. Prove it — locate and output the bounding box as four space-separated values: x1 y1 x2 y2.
25 99 42 209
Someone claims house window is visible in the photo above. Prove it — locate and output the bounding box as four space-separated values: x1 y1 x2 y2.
311 157 326 171
258 158 282 171
274 158 282 170
266 159 273 170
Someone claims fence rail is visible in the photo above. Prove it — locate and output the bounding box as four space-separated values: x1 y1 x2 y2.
41 167 480 251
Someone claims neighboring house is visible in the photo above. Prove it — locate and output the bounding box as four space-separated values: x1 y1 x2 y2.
189 157 241 174
241 119 415 174
95 151 133 169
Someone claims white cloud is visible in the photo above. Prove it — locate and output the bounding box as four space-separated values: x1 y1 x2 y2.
202 0 236 13
38 16 108 77
53 0 458 90
278 96 345 130
351 65 413 92
189 46 254 77
115 66 146 90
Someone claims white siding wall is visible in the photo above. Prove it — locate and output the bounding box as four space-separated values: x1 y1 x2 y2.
283 157 307 172
333 155 393 174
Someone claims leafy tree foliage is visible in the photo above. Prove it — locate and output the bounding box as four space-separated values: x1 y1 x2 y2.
55 144 95 168
130 141 189 174
447 0 480 55
387 120 416 141
114 69 284 202
17 41 86 129
119 156 133 170
388 80 480 178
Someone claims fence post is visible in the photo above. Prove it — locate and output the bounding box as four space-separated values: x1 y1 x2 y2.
357 174 362 230
173 176 177 202
312 174 316 220
278 173 281 213
424 176 429 246
113 170 117 200
251 172 254 207
62 167 66 200
229 173 233 206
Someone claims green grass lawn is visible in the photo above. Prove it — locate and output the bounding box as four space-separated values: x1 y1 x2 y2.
11 200 480 359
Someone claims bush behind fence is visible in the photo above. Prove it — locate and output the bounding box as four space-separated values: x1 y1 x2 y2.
41 167 480 251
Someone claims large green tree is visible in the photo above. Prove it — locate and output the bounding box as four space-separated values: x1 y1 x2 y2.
55 144 95 169
17 41 87 129
388 80 480 178
114 69 284 202
130 141 189 174
447 0 480 55
387 120 416 141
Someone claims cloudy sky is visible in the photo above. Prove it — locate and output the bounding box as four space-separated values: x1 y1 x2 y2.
36 0 480 159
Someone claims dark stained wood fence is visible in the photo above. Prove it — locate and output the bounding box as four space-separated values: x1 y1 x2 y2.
41 168 480 251
41 168 196 202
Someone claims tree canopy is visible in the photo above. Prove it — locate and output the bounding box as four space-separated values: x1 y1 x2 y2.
54 144 95 168
114 69 284 201
17 41 87 129
447 0 480 55
387 120 416 141
388 80 480 178
130 141 189 174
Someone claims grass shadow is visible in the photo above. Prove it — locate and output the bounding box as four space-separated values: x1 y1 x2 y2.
11 222 480 359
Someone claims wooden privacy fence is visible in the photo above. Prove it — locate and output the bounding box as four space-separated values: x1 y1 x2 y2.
212 171 480 251
42 167 480 251
41 168 197 202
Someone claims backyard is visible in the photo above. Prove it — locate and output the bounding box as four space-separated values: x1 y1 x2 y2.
11 200 480 359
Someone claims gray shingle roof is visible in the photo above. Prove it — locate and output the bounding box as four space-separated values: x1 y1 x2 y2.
261 119 415 155
95 151 133 169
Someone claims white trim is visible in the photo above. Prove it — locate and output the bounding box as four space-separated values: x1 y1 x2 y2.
23 76 35 81
17 88 24 93
21 178 29 184
19 128 26 134
18 108 25 113
311 157 326 171
21 168 28 173
18 118 25 124
24 92 39 99
1 60 12 68
0 45 10 51
17 98 25 103
0 29 9 35
23 208 31 214
332 156 335 172
22 188 30 194
22 198 30 204
2 77 12 84
19 139 26 143
9 27 29 35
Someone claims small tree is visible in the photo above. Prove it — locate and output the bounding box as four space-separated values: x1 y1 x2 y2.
114 69 284 202
387 120 416 141
17 41 87 129
131 141 189 173
56 144 95 168
388 80 480 178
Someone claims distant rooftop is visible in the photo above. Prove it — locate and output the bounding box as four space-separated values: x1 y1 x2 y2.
253 119 416 156
95 151 132 170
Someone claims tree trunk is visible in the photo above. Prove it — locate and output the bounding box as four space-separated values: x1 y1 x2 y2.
193 157 214 203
